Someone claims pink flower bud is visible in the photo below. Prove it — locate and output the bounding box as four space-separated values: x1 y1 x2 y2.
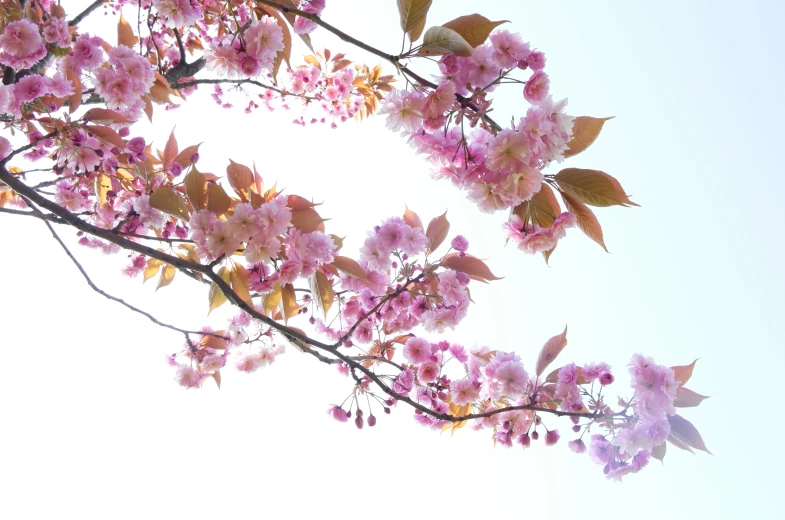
368 415 377 427
355 416 364 429
568 439 587 454
531 431 539 441
517 433 531 448
545 430 560 446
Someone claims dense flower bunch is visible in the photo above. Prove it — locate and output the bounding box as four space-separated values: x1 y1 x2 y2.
0 0 708 483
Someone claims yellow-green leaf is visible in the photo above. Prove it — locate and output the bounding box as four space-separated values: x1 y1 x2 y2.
263 283 283 316
230 264 253 307
206 183 231 215
149 187 190 220
441 14 508 48
397 0 432 42
309 270 334 318
208 267 231 313
564 116 613 158
184 167 207 211
555 168 638 207
282 283 300 323
418 26 473 57
330 256 368 281
156 263 175 290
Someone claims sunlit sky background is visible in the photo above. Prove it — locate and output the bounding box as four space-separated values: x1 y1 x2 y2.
2 1 784 518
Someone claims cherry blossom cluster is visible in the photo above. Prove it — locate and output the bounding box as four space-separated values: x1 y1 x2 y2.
379 31 578 253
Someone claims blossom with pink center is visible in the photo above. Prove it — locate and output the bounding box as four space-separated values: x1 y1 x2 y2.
328 405 349 423
450 377 480 406
417 362 440 383
448 343 469 363
467 45 499 88
487 129 530 171
0 20 46 70
205 42 242 77
391 369 414 396
524 71 550 105
399 225 428 256
245 16 284 67
437 269 468 307
379 89 424 133
589 435 614 465
175 365 202 389
403 337 432 364
490 30 531 68
153 0 203 28
205 220 241 259
68 34 105 71
450 235 469 252
492 360 529 399
277 259 303 284
423 80 457 118
245 235 280 264
528 50 546 70
43 18 71 48
13 75 48 103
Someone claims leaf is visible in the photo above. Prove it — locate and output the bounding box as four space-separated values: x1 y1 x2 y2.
442 14 508 47
418 26 474 57
208 267 232 313
143 258 163 282
184 168 208 211
672 359 698 386
667 414 712 454
66 64 81 114
673 387 710 408
117 14 136 48
282 283 300 323
651 442 666 464
441 253 502 282
309 270 334 318
230 264 253 307
227 159 253 199
86 125 125 150
397 0 432 42
206 183 231 215
82 108 131 124
560 190 608 252
564 116 614 158
210 371 221 389
142 94 153 122
555 168 638 207
403 205 423 229
543 243 556 265
262 284 283 317
330 256 369 281
426 211 449 253
530 184 562 228
175 143 201 167
162 128 178 172
94 173 111 205
149 187 190 220
535 326 568 377
156 263 175 290
274 0 315 52
287 194 318 210
291 207 326 233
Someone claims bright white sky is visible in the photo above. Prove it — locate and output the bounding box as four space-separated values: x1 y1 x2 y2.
2 1 783 518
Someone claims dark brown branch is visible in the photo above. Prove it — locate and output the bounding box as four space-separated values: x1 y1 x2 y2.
255 0 502 132
69 0 107 27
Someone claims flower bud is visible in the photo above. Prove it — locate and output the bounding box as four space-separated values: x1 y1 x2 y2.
545 430 560 446
531 431 539 441
355 416 364 429
383 407 391 414
517 433 531 448
368 415 377 427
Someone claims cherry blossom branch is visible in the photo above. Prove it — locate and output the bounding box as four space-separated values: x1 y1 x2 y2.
174 77 310 100
40 218 227 341
0 163 336 351
69 0 107 27
0 206 66 224
255 0 502 131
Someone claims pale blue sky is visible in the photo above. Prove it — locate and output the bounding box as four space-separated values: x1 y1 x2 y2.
1 1 783 518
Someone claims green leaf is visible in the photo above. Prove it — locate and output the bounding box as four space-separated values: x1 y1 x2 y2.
149 187 190 220
418 26 474 57
397 0 433 42
441 14 508 48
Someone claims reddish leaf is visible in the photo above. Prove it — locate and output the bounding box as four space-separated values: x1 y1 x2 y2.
86 125 125 150
535 326 568 377
560 190 608 252
287 194 318 210
162 128 178 172
555 168 638 207
206 183 231 215
117 14 136 47
672 359 698 386
403 205 423 229
82 108 131 124
441 253 502 282
291 207 326 233
66 64 81 114
673 387 709 408
667 414 711 454
175 143 201 167
330 256 369 281
227 159 254 193
426 211 449 253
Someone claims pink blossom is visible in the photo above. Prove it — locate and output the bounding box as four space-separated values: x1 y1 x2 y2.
13 75 48 103
68 34 105 71
278 260 303 284
423 80 457 118
43 18 70 48
328 405 349 423
487 129 530 171
450 377 480 406
379 89 424 133
545 429 560 446
175 365 202 389
568 438 587 454
490 30 530 68
492 360 529 399
391 369 414 396
153 0 203 28
450 235 469 252
0 20 46 70
417 362 440 383
528 50 546 70
403 337 432 364
589 435 614 465
524 71 550 105
448 343 469 363
245 17 284 67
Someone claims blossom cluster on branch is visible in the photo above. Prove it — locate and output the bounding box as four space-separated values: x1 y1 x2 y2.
0 0 709 480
